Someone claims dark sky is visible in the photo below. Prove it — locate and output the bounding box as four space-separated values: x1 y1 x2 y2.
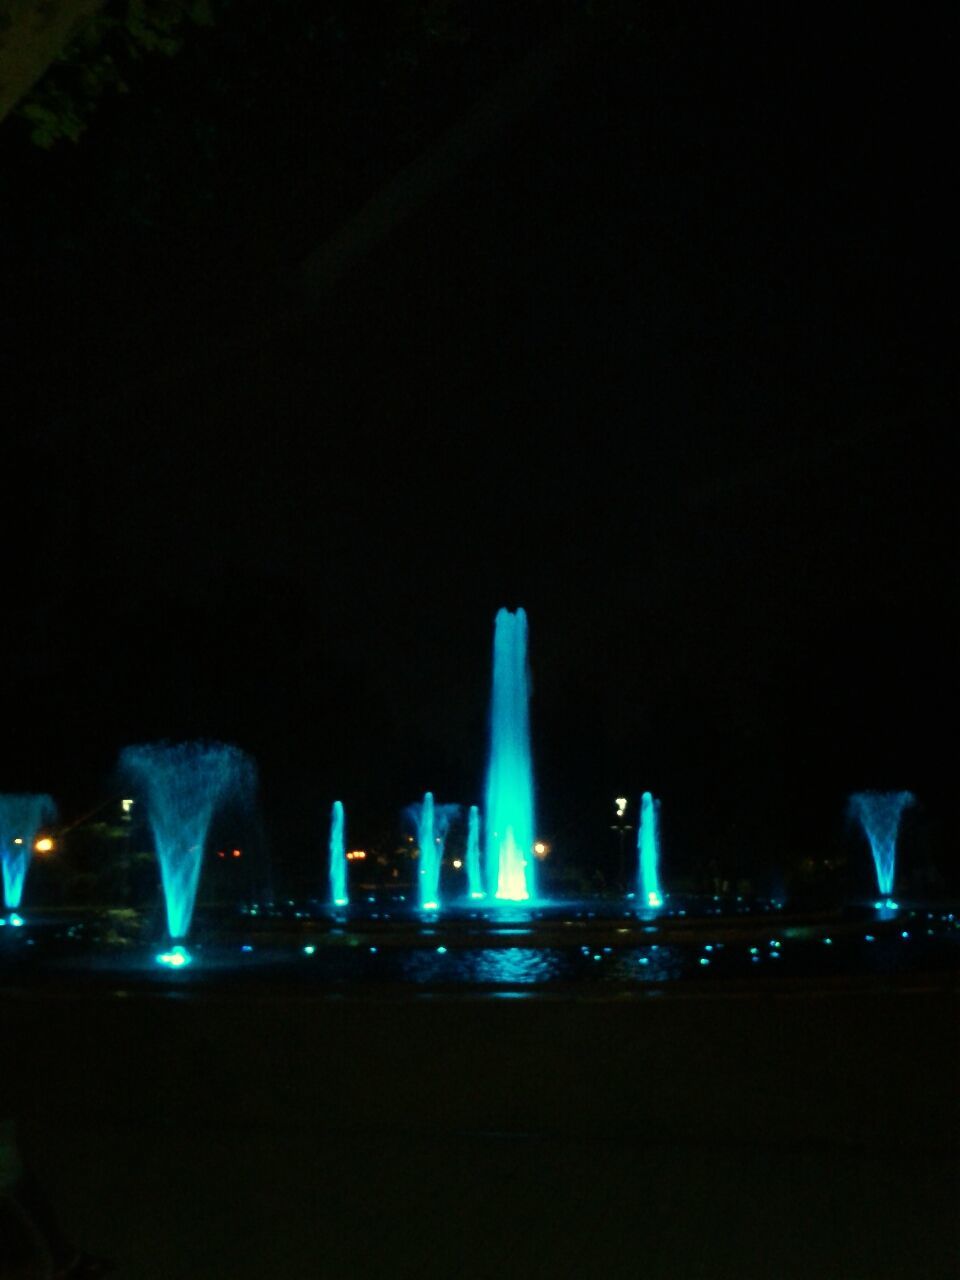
0 5 955 883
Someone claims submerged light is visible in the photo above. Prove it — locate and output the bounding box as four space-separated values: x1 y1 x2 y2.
156 944 191 968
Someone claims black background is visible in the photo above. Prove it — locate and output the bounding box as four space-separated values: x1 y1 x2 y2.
1 4 954 889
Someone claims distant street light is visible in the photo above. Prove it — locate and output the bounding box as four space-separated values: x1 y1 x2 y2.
612 798 633 887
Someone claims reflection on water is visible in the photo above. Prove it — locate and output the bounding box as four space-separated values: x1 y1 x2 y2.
398 945 687 986
614 948 686 983
401 947 561 985
9 907 960 994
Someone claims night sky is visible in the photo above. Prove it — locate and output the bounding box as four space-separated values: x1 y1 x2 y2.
1 4 955 887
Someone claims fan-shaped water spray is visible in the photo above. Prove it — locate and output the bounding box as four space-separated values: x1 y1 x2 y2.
120 741 255 943
0 793 56 913
848 790 914 905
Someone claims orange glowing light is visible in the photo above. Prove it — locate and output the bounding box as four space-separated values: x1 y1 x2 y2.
35 837 55 853
232 849 242 858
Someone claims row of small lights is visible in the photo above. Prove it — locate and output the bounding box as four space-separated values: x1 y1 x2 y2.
347 845 550 865
22 800 557 867
9 796 138 857
6 836 56 854
155 906 960 969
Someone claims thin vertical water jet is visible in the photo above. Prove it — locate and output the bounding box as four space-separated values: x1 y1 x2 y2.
120 741 255 944
0 793 56 913
485 607 535 901
329 800 347 906
848 790 915 906
418 791 437 909
407 792 458 910
637 791 663 908
466 804 484 899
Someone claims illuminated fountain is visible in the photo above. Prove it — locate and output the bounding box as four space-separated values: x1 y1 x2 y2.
0 793 56 923
848 790 915 913
485 607 535 901
637 791 664 909
465 804 484 899
120 741 256 961
329 800 348 906
408 792 458 910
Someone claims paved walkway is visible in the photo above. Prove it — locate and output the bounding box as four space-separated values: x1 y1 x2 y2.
30 1123 960 1279
4 979 958 1278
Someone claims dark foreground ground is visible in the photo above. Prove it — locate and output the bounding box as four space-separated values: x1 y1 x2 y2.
2 973 958 1278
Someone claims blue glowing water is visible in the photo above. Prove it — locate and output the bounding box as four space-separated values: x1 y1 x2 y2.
848 790 915 900
417 791 437 909
0 793 56 910
408 792 458 910
485 607 536 901
465 804 484 899
637 791 664 909
329 800 347 906
120 741 255 941
156 944 191 968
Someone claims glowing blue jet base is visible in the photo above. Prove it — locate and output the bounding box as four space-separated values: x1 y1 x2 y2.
637 791 664 909
466 804 484 899
485 607 536 902
0 793 56 911
329 800 348 906
848 790 915 902
156 944 192 969
121 741 255 943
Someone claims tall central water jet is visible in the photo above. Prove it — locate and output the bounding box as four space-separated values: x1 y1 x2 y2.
637 791 663 908
465 804 484 899
848 790 915 906
408 792 458 910
485 607 535 901
329 800 347 906
120 741 255 942
0 793 56 914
